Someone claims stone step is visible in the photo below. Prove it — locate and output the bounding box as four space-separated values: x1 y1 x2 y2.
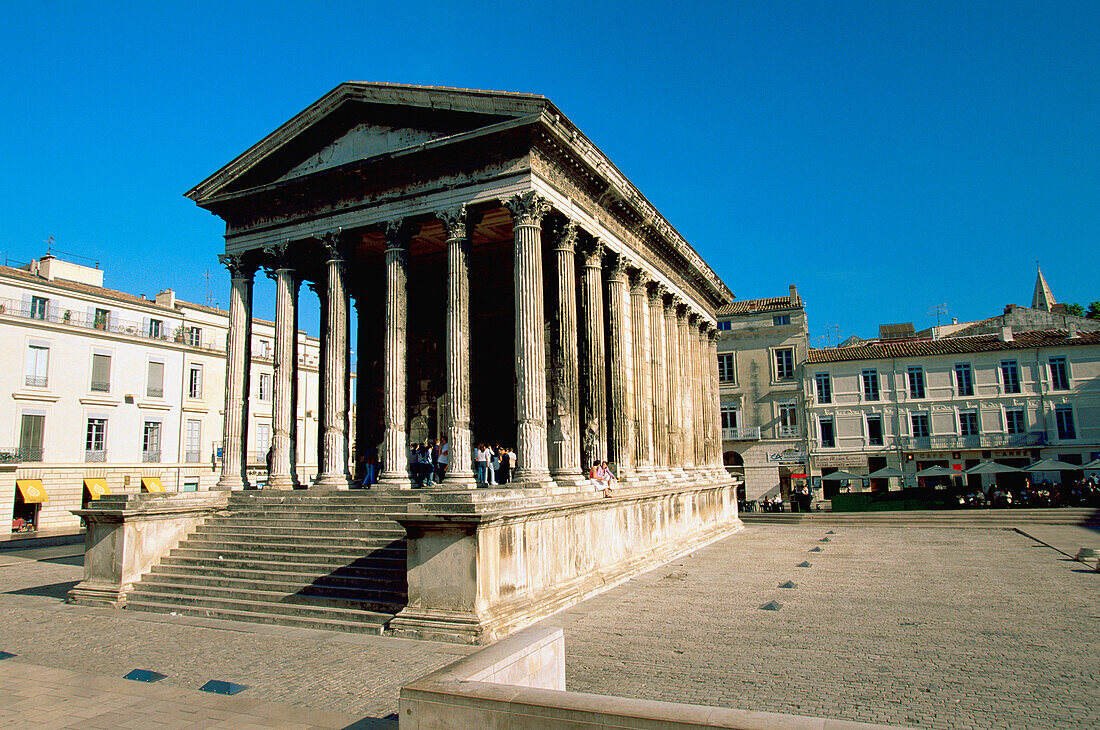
219 514 407 525
195 524 405 539
125 586 398 621
227 495 418 507
125 599 389 635
167 546 405 565
180 536 404 553
132 577 405 612
158 554 405 574
148 564 406 590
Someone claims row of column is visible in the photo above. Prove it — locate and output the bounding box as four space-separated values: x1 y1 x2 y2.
215 190 724 491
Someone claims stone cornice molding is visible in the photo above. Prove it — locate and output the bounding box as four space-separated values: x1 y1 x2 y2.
502 191 552 227
550 219 579 253
435 203 482 241
218 253 258 280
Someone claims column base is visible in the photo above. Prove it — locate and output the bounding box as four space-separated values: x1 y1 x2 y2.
549 472 589 488
511 469 555 488
68 581 133 608
267 475 295 490
215 475 248 491
311 474 351 490
438 473 478 490
377 472 414 490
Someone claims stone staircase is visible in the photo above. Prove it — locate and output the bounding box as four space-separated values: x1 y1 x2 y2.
126 491 420 634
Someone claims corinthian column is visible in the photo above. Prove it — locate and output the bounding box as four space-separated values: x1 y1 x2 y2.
664 294 684 475
648 282 669 477
677 304 696 473
695 320 711 471
688 314 705 469
549 220 583 484
579 238 608 468
313 232 351 490
629 268 654 478
707 326 723 474
436 204 480 489
216 253 255 490
605 252 634 478
264 243 298 489
378 219 419 488
503 192 554 486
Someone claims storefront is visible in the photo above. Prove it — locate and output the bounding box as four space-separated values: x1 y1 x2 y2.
13 479 48 532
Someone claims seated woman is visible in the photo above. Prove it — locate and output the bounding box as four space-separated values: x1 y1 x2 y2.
589 460 612 498
599 461 617 497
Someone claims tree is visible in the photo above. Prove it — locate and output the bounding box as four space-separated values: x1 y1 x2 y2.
1064 302 1086 317
1088 301 1100 320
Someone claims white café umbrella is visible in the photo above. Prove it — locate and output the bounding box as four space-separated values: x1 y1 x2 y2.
1082 458 1100 471
963 461 1022 475
915 465 960 478
821 470 863 481
1024 458 1083 472
867 466 904 479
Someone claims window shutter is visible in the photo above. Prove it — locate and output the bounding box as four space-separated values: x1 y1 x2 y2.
92 353 111 383
22 294 31 315
148 361 164 392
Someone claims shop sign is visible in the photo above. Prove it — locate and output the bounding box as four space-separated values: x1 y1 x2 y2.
814 455 864 468
767 451 806 464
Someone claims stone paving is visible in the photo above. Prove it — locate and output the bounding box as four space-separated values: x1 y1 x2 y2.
538 525 1100 729
1 528 1097 728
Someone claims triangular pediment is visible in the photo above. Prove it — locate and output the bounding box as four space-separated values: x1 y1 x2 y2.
187 82 551 202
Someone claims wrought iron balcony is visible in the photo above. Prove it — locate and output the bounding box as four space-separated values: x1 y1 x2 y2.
184 450 203 463
722 426 761 441
85 449 107 462
146 387 164 398
0 447 43 463
777 426 799 439
142 450 161 463
24 375 47 387
899 432 1047 451
90 381 110 393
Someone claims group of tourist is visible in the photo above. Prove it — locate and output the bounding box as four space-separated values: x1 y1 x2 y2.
473 444 517 486
589 460 617 497
959 476 1100 509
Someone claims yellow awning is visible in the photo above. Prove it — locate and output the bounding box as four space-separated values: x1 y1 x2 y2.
141 477 166 493
16 479 49 504
83 478 111 500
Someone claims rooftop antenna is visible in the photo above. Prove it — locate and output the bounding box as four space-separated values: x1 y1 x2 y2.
45 236 55 255
203 268 217 308
927 303 949 326
813 322 840 347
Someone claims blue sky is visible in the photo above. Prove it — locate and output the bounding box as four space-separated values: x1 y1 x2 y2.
1 1 1096 343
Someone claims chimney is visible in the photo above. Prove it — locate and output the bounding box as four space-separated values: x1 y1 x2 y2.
789 284 801 305
1000 326 1014 342
1068 322 1079 338
1003 304 1014 314
951 317 957 325
155 289 175 308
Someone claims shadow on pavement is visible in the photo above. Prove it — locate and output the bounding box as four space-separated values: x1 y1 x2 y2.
4 580 80 599
343 714 398 729
40 554 84 566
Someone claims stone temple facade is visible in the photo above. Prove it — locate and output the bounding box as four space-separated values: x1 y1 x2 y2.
186 83 733 490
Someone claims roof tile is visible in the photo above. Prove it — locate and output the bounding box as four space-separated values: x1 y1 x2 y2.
808 330 1100 363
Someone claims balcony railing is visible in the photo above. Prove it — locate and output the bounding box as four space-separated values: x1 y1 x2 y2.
777 426 799 439
142 450 161 463
184 450 203 463
0 447 43 463
90 381 110 393
899 432 1047 451
85 449 106 462
146 387 163 398
722 426 761 441
0 297 225 353
24 375 47 387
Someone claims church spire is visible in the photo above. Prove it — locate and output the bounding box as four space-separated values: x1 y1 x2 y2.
1032 265 1055 312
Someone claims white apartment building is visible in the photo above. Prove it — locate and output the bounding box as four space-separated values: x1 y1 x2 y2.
804 327 1100 497
0 255 321 536
716 286 811 502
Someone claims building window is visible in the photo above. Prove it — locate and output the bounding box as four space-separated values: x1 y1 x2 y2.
258 339 271 358
148 319 163 339
146 361 165 398
93 308 110 331
907 367 925 399
1000 360 1020 393
814 372 832 404
1055 405 1076 440
717 353 736 383
1049 357 1069 390
716 320 732 331
258 373 272 402
1005 408 1025 435
19 414 44 462
85 418 107 461
772 314 791 326
861 369 879 401
142 421 162 462
30 296 48 320
818 416 835 448
911 412 930 438
182 479 199 492
720 405 739 430
866 415 884 446
778 401 798 438
254 423 271 462
774 348 795 380
954 363 973 397
185 420 202 463
959 410 979 437
186 326 202 347
187 364 203 399
90 353 112 392
25 345 49 387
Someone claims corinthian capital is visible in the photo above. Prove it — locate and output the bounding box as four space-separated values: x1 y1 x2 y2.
218 253 257 279
579 237 604 267
314 229 348 262
604 251 630 282
383 218 420 251
435 204 482 241
502 191 552 226
551 219 579 253
648 280 667 303
628 266 650 292
262 240 295 270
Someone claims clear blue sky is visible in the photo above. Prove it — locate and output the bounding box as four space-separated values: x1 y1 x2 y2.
2 1 1096 343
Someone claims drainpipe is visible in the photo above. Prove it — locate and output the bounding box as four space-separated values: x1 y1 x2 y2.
892 359 904 487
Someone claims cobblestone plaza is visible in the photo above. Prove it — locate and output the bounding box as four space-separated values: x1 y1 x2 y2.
1 524 1097 728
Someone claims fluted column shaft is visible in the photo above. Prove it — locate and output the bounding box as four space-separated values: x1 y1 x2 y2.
579 240 608 468
269 260 298 489
315 238 351 489
217 255 254 490
707 328 722 471
605 253 635 477
629 271 653 476
439 206 477 488
648 284 669 473
550 221 583 482
677 306 696 471
691 317 706 468
664 297 684 473
695 323 711 470
379 221 416 487
503 192 553 485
